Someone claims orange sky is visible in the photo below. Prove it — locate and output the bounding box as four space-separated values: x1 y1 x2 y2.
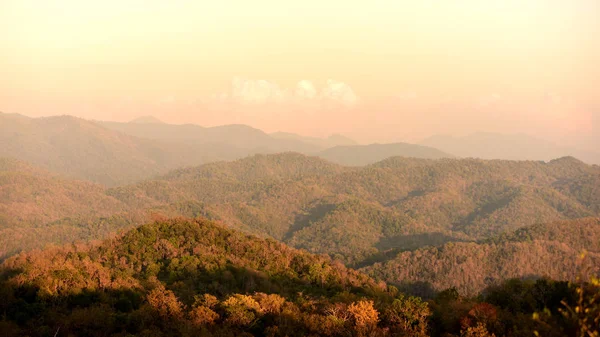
1 0 598 148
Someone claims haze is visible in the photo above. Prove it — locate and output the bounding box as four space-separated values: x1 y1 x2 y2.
3 2 600 335
1 0 598 150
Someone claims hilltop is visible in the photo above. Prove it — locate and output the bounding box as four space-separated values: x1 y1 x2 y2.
129 115 165 124
0 218 404 336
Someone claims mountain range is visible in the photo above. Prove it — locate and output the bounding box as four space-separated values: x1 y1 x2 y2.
0 112 458 185
1 151 598 296
2 113 599 336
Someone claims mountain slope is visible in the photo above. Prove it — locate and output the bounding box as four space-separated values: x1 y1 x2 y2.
0 218 412 337
109 154 600 265
317 142 454 166
0 158 127 227
3 153 599 291
0 113 237 186
0 218 591 337
0 158 141 258
363 218 600 296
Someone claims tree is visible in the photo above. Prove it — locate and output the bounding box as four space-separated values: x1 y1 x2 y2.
560 276 600 337
461 323 496 337
384 295 430 336
460 303 498 332
254 293 286 314
348 300 379 331
189 305 219 326
222 294 263 327
146 284 183 320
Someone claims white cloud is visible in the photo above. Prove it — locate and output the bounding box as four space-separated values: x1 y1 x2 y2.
295 80 317 100
230 77 287 104
321 79 359 106
220 77 359 107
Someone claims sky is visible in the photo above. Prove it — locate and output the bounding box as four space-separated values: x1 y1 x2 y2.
1 0 598 149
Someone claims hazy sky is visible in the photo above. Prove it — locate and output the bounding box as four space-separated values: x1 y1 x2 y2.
1 1 598 148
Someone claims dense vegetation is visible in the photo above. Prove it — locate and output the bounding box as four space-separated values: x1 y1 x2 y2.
1 118 599 335
1 153 599 293
0 157 142 259
1 218 598 337
0 218 410 336
111 154 600 265
364 218 600 295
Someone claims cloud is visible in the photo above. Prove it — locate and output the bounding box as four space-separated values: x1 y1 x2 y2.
220 77 359 107
295 80 317 100
230 77 287 104
321 80 359 106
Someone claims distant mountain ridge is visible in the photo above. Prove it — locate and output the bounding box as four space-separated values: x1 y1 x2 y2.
129 115 165 124
317 142 454 166
270 131 357 149
0 113 233 186
0 112 462 185
99 120 321 152
420 132 600 165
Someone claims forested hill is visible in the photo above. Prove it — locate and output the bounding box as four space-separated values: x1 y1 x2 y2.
363 217 600 296
2 153 599 298
110 153 600 264
0 218 403 336
0 158 127 227
0 157 138 259
1 218 594 337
